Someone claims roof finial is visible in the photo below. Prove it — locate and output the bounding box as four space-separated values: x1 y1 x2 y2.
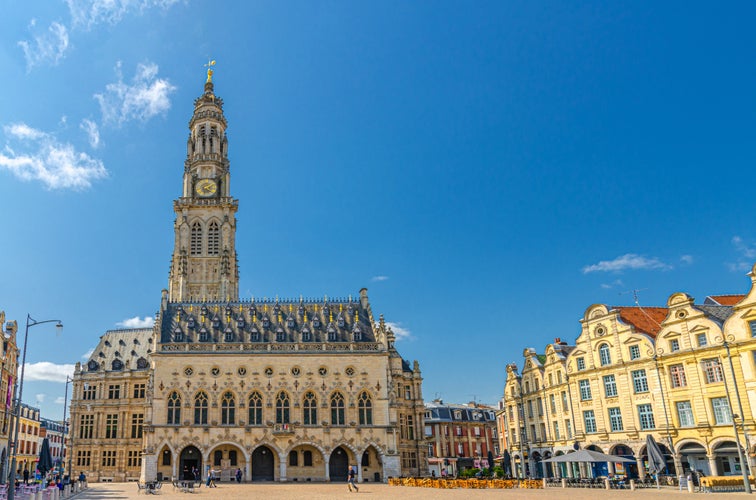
205 59 217 83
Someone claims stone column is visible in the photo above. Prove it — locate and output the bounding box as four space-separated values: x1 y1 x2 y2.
708 455 718 476
357 463 363 483
636 454 645 480
672 454 683 477
324 456 330 481
607 462 615 475
142 453 158 483
279 454 287 482
246 459 251 484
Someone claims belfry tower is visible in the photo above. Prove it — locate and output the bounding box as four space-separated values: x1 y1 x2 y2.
168 70 239 301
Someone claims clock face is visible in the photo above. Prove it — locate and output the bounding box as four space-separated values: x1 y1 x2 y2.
195 179 217 197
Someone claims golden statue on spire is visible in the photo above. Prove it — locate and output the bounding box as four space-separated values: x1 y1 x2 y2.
205 59 216 83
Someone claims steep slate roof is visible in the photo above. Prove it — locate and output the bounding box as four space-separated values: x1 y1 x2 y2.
84 328 153 372
704 295 745 306
694 304 735 326
159 298 376 344
614 306 668 337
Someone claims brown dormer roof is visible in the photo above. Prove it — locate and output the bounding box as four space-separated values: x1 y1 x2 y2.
614 306 668 337
704 294 745 306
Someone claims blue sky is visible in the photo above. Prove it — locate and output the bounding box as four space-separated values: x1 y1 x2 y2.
2 1 756 420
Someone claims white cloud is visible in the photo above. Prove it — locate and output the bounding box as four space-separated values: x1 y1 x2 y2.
386 321 412 341
727 236 756 272
371 276 389 282
582 254 671 274
24 362 75 382
117 316 154 328
600 279 624 290
680 255 694 265
18 21 70 71
0 123 107 190
80 119 100 148
95 61 177 126
55 396 66 404
35 393 46 403
81 348 94 360
66 0 183 30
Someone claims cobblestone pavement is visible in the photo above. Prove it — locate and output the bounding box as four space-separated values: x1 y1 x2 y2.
71 482 732 499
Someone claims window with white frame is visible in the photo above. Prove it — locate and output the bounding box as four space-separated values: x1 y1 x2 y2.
599 344 611 366
583 410 597 433
712 397 732 424
565 419 572 438
603 374 618 397
550 394 556 414
702 358 724 383
561 391 568 411
637 404 655 430
576 357 586 371
669 364 687 388
553 421 560 440
632 369 649 393
696 333 707 347
669 339 680 352
579 380 592 400
676 401 695 427
608 407 623 431
749 321 756 337
629 345 641 360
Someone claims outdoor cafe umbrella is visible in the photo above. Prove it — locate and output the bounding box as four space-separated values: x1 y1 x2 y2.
646 435 667 489
37 437 53 479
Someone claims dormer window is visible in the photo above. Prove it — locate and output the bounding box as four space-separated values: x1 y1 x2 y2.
212 316 221 329
88 360 99 371
174 328 184 342
224 328 234 342
111 359 123 371
262 316 270 328
276 328 285 342
302 329 312 342
353 325 362 342
327 326 337 342
199 328 210 342
237 318 245 328
298 306 304 316
313 318 320 328
250 330 260 342
337 314 345 328
287 317 295 328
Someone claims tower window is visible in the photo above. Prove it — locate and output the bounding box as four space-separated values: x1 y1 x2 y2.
208 221 220 256
190 221 202 255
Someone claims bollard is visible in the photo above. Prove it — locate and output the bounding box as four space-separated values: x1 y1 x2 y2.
630 479 636 491
543 478 547 489
605 478 610 490
687 475 694 493
562 478 567 488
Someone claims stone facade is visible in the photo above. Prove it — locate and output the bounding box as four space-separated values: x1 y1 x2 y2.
501 267 756 480
70 74 425 483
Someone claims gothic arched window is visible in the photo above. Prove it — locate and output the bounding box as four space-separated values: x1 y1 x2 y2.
303 391 317 426
208 221 220 256
221 391 235 425
358 391 373 425
248 391 263 426
276 391 290 424
330 391 345 426
167 391 181 425
194 391 208 425
190 221 202 255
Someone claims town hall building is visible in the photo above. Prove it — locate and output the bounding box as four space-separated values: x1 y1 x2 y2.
69 71 426 483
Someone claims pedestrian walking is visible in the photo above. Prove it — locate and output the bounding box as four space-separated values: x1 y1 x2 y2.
22 469 29 485
347 466 359 492
235 468 242 483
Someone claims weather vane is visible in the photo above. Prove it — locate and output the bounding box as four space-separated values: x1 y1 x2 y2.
205 59 216 83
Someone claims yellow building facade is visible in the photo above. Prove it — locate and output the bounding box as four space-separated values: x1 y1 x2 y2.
501 266 756 480
0 313 20 480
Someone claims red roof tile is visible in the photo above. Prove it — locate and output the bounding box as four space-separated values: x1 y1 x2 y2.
615 307 668 337
706 294 745 306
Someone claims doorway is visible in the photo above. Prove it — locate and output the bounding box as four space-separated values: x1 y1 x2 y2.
180 446 202 481
329 447 349 481
251 446 274 481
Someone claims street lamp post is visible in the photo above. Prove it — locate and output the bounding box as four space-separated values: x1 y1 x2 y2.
7 315 62 500
61 375 72 480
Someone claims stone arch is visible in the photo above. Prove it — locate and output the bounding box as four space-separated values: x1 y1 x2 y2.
156 441 177 481
585 444 604 453
675 438 708 456
328 446 351 482
179 445 203 481
359 443 384 482
208 441 248 481
285 441 327 482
